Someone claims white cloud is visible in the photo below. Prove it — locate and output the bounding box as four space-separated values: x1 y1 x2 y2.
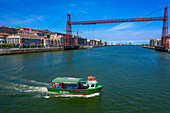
78 9 88 13
133 31 143 35
107 21 153 32
79 28 161 42
0 14 44 26
30 15 44 21
108 23 135 31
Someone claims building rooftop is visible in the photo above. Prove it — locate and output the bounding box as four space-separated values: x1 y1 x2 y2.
13 33 40 37
0 33 11 36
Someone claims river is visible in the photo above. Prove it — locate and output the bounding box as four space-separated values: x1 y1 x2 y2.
0 46 169 112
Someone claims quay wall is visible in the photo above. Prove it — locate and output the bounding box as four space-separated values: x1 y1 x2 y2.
0 47 64 55
0 45 105 55
141 46 170 53
141 46 155 50
79 45 105 49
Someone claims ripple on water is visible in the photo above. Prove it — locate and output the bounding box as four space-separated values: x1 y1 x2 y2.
0 46 169 112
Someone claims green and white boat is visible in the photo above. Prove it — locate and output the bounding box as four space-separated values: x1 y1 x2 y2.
47 76 103 95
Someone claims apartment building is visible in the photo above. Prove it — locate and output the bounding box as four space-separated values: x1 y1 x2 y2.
0 33 11 44
7 34 43 46
0 26 17 34
149 38 161 47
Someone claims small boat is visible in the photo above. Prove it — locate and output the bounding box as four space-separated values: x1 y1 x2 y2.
47 76 103 95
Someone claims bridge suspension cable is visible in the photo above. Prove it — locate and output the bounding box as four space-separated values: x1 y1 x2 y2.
138 7 164 18
47 15 66 30
66 6 168 48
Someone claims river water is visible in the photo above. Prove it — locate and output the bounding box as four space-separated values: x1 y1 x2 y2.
0 46 169 112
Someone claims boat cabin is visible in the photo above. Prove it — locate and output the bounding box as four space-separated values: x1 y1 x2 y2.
50 76 98 89
86 76 98 88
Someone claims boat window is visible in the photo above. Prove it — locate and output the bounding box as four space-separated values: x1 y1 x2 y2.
91 84 95 87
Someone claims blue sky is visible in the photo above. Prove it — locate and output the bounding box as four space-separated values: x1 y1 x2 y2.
0 0 169 44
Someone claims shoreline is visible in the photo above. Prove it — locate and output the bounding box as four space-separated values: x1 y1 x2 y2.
0 45 105 55
141 46 170 53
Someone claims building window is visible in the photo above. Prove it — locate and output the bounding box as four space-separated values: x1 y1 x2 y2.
7 39 11 44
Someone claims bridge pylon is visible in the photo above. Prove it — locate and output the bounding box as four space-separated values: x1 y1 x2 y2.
65 14 72 46
161 6 168 48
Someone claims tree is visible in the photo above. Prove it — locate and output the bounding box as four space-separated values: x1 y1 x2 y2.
0 43 13 49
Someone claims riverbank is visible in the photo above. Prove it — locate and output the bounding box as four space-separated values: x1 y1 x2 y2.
141 45 170 53
79 45 105 49
0 45 105 55
0 47 64 55
141 46 155 50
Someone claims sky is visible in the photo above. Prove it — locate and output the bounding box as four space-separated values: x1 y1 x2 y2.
0 0 169 44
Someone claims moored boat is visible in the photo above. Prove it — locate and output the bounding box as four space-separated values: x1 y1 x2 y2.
47 76 103 95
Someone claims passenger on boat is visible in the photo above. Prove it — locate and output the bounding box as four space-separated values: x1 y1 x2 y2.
50 84 55 88
78 82 81 89
55 83 59 88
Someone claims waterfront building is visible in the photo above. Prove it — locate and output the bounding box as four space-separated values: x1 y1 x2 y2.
72 36 75 46
71 35 86 46
0 26 17 34
87 39 97 46
87 39 90 46
50 34 58 46
167 35 170 49
63 35 86 46
50 33 65 47
0 26 103 47
14 27 30 34
42 37 51 47
156 39 161 47
60 37 65 47
78 37 85 46
149 38 161 47
74 37 78 46
167 38 170 49
14 27 51 36
6 34 43 47
95 39 102 45
102 41 107 46
0 33 10 44
84 38 87 45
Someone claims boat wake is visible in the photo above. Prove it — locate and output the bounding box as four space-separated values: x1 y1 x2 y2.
0 76 49 97
0 75 49 86
0 80 48 93
0 76 100 98
46 92 100 98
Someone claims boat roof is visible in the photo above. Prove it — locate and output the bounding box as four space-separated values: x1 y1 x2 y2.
52 77 85 83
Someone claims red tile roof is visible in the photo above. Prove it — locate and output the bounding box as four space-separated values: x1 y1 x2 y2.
0 33 11 36
14 34 39 37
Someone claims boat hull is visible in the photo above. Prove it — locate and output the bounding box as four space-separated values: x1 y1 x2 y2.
47 85 103 95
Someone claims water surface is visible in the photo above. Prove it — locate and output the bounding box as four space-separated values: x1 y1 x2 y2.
0 46 169 112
